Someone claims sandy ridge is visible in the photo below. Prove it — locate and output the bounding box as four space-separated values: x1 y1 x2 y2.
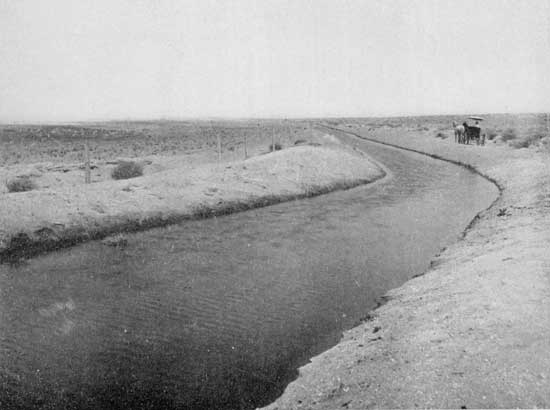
263 125 550 409
0 144 385 261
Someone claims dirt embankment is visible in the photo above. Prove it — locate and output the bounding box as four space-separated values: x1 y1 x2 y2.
263 125 550 409
0 143 385 260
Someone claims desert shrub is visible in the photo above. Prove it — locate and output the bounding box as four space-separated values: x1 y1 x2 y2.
530 134 546 145
486 128 499 140
101 234 128 247
268 143 282 152
509 134 543 149
509 139 529 149
501 128 517 141
294 139 308 145
435 132 448 139
6 176 36 193
111 161 143 180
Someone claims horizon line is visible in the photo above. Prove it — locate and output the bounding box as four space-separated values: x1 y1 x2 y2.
1 111 548 125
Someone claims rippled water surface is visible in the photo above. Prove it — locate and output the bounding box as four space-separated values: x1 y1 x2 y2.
0 134 498 409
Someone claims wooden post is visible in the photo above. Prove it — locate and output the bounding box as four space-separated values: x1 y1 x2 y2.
84 142 91 184
217 133 222 162
209 121 221 163
271 125 275 152
243 134 248 159
287 119 292 144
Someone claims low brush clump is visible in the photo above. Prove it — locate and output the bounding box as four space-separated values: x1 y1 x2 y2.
540 137 550 150
501 128 518 142
6 176 37 193
111 161 144 180
101 234 129 247
486 128 499 140
435 132 448 139
509 134 544 149
269 143 283 152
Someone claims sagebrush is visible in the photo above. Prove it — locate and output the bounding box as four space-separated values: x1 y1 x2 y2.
501 128 517 141
111 161 144 180
486 128 498 140
509 134 543 149
6 176 36 193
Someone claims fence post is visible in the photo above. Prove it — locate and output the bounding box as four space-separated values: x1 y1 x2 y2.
217 134 222 162
287 119 292 144
243 134 248 159
84 142 91 184
271 125 275 152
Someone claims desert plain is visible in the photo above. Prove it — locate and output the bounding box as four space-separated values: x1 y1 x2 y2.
1 114 549 409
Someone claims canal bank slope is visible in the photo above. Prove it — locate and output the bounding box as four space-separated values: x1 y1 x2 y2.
263 126 550 409
0 143 385 259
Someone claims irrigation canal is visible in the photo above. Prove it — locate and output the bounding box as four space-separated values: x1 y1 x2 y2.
0 131 498 409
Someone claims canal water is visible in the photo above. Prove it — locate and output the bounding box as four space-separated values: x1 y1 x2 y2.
0 134 498 409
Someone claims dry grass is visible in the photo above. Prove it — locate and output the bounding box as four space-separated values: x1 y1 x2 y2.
0 121 307 166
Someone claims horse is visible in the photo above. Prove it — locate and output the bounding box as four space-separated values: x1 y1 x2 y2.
462 122 470 144
452 121 466 144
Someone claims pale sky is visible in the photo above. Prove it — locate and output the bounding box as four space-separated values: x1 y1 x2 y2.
1 0 549 121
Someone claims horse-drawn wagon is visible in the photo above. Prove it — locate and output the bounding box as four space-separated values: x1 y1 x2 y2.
454 116 485 145
465 122 481 144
